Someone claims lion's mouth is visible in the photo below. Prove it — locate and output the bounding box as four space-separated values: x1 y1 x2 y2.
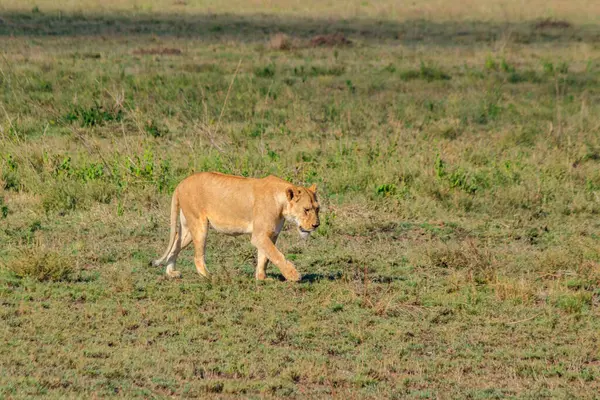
298 227 313 239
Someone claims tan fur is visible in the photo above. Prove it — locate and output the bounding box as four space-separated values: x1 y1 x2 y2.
151 172 320 281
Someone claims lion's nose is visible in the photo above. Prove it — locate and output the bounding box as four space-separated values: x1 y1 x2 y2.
312 222 320 229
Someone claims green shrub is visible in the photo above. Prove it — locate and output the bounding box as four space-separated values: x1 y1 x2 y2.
254 64 276 78
2 154 20 191
376 184 397 197
484 56 497 71
62 103 124 127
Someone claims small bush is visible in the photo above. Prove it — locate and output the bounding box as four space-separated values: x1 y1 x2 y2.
5 246 75 282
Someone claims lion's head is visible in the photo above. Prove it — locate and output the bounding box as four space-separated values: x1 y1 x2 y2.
284 184 320 238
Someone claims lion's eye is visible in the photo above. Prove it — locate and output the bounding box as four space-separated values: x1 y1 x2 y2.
304 208 310 214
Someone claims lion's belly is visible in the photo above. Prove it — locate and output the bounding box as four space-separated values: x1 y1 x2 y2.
207 217 253 236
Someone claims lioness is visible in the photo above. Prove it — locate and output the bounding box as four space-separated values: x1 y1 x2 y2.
151 172 320 281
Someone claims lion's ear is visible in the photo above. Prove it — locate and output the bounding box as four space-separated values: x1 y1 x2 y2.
286 187 295 202
308 184 317 193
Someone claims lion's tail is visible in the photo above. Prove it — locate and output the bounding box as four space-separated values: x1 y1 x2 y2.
150 188 180 267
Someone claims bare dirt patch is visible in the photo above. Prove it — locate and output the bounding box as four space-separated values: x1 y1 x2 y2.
310 33 352 47
534 19 572 30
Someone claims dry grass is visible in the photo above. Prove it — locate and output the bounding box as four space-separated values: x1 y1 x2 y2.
4 245 75 282
425 240 496 283
309 33 352 47
268 33 294 50
1 0 599 23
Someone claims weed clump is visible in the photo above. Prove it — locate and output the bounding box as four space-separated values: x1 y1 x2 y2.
62 103 124 127
376 184 397 197
254 64 276 78
41 182 82 214
0 196 8 218
426 240 495 283
1 154 20 191
5 246 75 282
434 155 489 194
400 63 451 82
293 65 345 78
145 119 168 138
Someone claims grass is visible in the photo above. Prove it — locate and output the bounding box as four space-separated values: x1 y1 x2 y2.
1 0 600 398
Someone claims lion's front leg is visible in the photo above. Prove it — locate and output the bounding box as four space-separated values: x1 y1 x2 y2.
189 217 210 279
255 233 279 280
256 250 268 280
251 233 300 282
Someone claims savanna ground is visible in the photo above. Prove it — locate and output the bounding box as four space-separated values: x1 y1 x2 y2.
1 0 600 398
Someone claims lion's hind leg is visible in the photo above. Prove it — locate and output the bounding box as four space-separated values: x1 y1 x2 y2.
165 211 193 278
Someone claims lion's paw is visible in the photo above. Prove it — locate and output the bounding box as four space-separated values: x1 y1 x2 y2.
283 263 302 282
256 272 267 281
167 270 182 278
